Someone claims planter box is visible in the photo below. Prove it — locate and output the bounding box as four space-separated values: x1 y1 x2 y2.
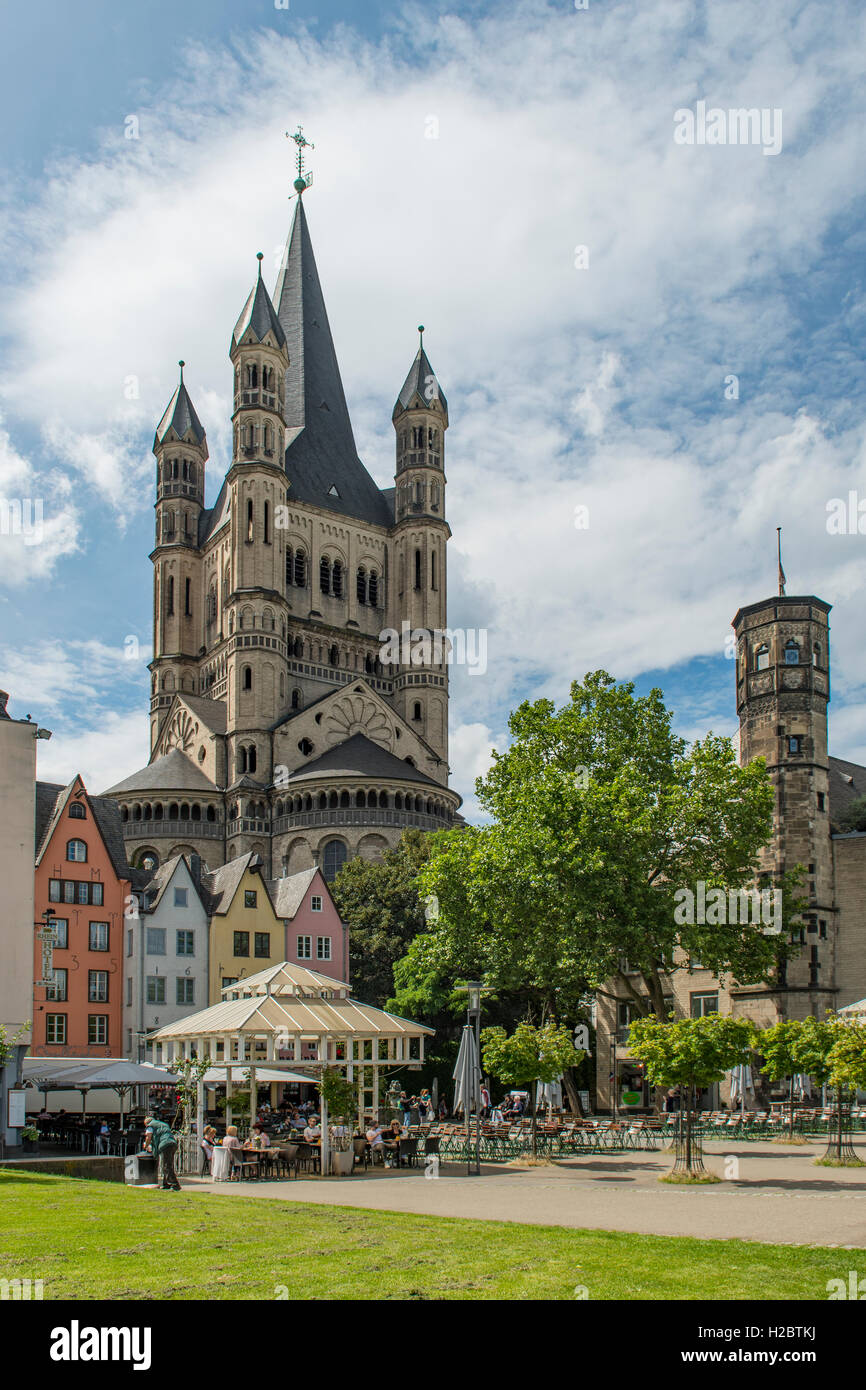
330 1149 354 1176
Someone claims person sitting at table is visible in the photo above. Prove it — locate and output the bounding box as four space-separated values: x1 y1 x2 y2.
246 1122 271 1149
382 1118 406 1168
366 1122 387 1163
223 1124 243 1177
304 1117 321 1143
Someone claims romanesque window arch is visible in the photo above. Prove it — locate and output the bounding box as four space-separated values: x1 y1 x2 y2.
294 549 306 587
322 839 348 883
320 555 331 595
332 560 343 598
368 570 379 607
356 567 367 605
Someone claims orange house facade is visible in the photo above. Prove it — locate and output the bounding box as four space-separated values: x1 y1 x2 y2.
32 777 130 1058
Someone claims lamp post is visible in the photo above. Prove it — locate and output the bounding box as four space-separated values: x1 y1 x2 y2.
462 981 482 1176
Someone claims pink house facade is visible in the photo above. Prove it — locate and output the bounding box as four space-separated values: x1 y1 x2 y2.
268 867 349 985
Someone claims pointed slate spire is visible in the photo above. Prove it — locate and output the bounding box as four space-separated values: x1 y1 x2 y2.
393 327 448 423
273 197 392 527
231 253 287 353
153 360 207 450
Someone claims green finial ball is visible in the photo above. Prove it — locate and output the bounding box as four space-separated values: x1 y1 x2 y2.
418 325 425 334
294 177 307 193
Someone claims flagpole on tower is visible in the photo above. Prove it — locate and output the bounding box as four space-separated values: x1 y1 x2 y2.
777 527 786 597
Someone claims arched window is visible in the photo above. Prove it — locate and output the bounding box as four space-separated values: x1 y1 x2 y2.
248 745 257 774
329 644 340 667
755 644 770 671
322 839 348 883
332 560 343 598
263 501 270 544
320 555 331 594
294 549 306 587
66 839 87 863
414 549 422 590
243 666 252 690
357 567 367 605
206 805 216 822
69 802 86 820
395 793 403 810
293 637 303 658
365 654 373 674
784 640 800 665
413 701 422 721
291 688 301 710
340 791 350 808
286 546 293 586
356 790 366 808
431 550 437 589
167 575 175 616
368 570 379 607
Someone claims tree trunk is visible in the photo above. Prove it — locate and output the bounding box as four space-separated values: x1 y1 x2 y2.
530 1085 538 1157
562 1069 584 1117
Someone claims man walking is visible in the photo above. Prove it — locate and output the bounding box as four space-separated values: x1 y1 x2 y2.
144 1114 181 1190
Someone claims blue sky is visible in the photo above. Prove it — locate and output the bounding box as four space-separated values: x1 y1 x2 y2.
1 0 865 821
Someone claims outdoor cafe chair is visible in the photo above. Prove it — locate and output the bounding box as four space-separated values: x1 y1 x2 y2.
352 1137 369 1172
275 1146 299 1179
398 1137 419 1168
294 1141 317 1175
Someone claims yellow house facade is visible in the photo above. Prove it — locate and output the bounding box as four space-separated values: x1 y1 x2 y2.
205 853 285 1005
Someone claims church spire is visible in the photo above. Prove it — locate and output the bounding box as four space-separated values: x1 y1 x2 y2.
393 330 448 425
153 360 208 451
231 253 286 353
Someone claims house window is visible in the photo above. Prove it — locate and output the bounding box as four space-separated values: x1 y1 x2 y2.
788 736 803 754
49 880 102 906
233 931 250 957
254 932 270 958
46 968 68 1002
297 935 312 960
174 888 188 907
784 640 800 665
176 978 195 1005
89 922 109 952
69 802 86 819
146 928 166 956
66 839 87 862
126 977 133 1006
176 930 195 956
146 976 166 1004
88 970 108 1003
88 1016 108 1046
316 937 331 961
690 992 719 1018
46 1014 67 1045
51 919 69 949
244 890 257 908
311 895 322 912
222 977 239 991
755 644 769 670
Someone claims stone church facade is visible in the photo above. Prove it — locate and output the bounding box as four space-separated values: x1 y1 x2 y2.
105 194 460 881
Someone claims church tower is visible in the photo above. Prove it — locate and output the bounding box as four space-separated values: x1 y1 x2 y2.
150 362 208 749
732 591 836 1018
224 254 290 847
391 331 451 765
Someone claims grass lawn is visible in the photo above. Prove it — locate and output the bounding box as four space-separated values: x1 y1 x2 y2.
0 1170 848 1300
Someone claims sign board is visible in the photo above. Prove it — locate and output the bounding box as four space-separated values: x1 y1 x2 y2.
7 1089 26 1130
578 1090 590 1112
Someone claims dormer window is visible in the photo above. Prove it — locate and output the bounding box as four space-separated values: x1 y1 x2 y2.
69 802 86 819
328 483 340 497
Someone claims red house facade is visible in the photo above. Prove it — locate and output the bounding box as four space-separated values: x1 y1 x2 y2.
32 777 130 1058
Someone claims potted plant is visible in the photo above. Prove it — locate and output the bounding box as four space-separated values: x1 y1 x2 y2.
318 1068 357 1175
20 1125 40 1154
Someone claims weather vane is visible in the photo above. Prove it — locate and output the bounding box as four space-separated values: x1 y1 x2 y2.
286 125 315 195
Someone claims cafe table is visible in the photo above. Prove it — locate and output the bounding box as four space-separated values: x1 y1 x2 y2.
211 1146 231 1181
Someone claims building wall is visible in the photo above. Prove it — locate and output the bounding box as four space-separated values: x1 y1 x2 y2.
831 833 866 1008
124 858 210 1058
284 869 348 982
207 865 285 1004
0 710 38 1144
33 787 128 1059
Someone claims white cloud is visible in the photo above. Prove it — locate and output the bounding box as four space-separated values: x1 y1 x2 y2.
35 708 150 795
0 415 80 583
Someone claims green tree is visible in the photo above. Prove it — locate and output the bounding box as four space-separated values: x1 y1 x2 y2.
415 673 797 1048
837 794 866 833
824 1020 866 1167
758 1017 836 1140
171 1056 211 1136
627 1013 755 1177
330 828 433 1007
481 1021 585 1155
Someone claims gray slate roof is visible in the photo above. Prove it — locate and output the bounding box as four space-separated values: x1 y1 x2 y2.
394 345 448 419
154 381 207 449
35 779 131 882
829 755 866 829
231 263 287 351
200 851 272 916
266 866 319 920
285 732 441 788
102 747 217 796
274 199 393 529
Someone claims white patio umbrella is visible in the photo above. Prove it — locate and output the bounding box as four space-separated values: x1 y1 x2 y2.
452 1025 481 1117
793 1073 813 1100
535 1078 563 1115
728 1064 755 1113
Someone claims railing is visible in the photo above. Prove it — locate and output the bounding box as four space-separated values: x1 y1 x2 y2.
124 820 222 838
272 807 452 834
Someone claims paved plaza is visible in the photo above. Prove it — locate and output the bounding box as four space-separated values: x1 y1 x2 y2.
183 1138 866 1248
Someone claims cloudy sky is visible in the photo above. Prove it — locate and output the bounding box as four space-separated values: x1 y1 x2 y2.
1 0 864 820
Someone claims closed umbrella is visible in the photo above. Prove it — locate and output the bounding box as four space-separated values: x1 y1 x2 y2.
535 1078 563 1115
452 1025 481 1176
793 1073 812 1101
729 1064 754 1113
